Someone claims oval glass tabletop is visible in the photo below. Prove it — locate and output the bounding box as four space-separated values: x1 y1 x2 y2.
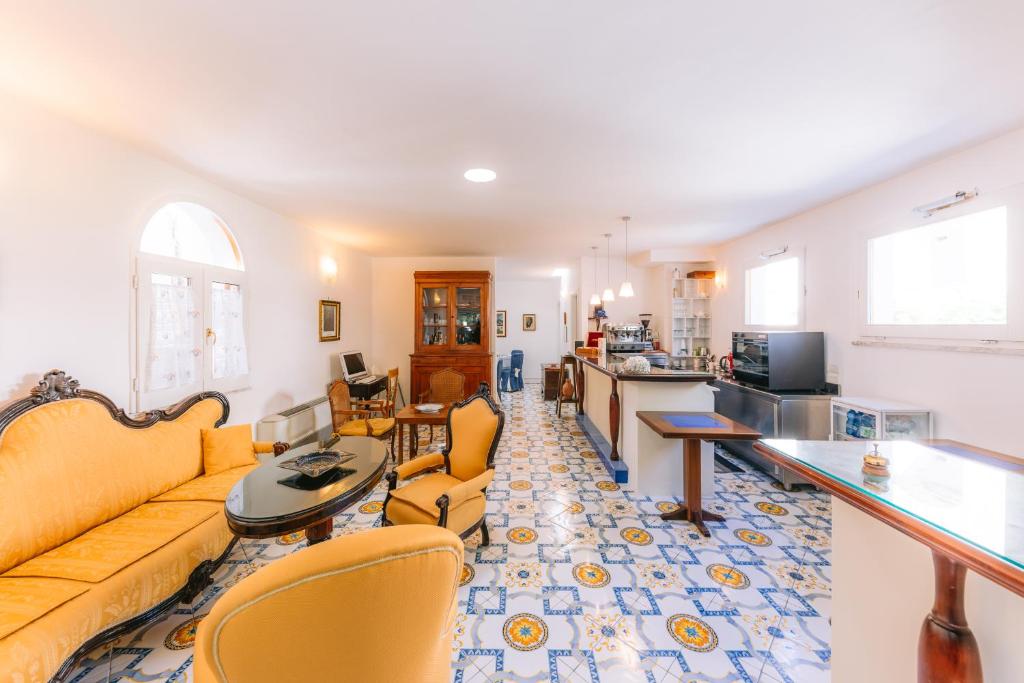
225 436 387 525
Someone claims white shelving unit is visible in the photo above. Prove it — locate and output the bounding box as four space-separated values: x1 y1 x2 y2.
830 396 933 441
669 276 712 358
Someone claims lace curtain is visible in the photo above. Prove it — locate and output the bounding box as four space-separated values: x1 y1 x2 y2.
210 281 249 379
145 275 199 391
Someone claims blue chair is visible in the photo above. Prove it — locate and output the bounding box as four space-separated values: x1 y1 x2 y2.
510 350 524 392
496 357 511 394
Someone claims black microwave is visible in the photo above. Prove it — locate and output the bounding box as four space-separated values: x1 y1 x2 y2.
731 331 825 391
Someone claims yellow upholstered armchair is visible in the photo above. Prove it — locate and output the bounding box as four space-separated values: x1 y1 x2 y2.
194 525 463 683
328 379 396 439
382 383 504 545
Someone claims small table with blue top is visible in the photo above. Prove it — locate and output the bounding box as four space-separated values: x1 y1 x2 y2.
636 411 761 537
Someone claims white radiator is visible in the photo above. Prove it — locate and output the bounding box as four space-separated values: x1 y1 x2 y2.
256 397 332 447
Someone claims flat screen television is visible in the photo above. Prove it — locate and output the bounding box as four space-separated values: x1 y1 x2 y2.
339 351 368 380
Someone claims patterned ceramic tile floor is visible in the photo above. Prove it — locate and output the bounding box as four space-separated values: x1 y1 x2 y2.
69 387 831 682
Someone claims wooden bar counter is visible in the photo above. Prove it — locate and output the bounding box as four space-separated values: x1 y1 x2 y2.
574 352 715 492
754 438 1024 683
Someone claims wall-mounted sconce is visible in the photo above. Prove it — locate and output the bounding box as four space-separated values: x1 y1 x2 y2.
320 255 338 284
714 270 727 289
913 188 978 217
759 246 789 260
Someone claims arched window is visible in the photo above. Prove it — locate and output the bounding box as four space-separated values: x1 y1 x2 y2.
134 203 249 410
140 202 244 270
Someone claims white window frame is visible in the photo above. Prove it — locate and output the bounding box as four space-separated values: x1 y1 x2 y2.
130 199 252 412
858 187 1024 343
743 248 805 331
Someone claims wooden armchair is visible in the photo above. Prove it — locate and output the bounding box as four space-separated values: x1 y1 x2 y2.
382 383 504 545
364 367 400 419
327 380 396 440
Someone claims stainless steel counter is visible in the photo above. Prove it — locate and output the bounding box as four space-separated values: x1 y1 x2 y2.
712 378 833 489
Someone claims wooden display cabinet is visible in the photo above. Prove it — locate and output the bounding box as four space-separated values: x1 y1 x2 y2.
410 271 493 400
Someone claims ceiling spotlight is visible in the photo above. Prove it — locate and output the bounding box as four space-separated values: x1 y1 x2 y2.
464 168 497 183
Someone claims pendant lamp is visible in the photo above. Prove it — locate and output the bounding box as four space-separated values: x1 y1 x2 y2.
618 216 634 297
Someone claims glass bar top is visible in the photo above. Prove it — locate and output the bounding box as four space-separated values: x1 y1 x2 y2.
759 439 1024 571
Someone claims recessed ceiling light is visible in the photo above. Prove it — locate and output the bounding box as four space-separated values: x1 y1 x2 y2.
464 168 497 183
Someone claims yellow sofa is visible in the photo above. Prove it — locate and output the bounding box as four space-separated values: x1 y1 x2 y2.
0 370 277 682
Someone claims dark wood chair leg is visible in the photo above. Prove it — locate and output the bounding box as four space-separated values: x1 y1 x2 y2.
480 518 490 546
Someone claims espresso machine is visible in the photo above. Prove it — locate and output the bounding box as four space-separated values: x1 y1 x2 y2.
604 324 646 353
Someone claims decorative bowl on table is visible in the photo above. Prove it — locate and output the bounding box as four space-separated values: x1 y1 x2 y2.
415 403 443 413
277 451 353 478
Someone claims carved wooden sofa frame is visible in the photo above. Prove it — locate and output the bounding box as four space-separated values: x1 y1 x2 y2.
0 370 240 682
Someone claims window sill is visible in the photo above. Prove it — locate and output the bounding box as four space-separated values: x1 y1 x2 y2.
852 338 1024 356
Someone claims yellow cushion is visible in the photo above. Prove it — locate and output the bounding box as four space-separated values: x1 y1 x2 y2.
202 424 257 476
448 398 499 481
0 511 234 683
0 397 224 574
337 417 395 437
386 473 485 534
0 577 88 640
3 502 219 583
152 464 257 503
194 526 463 683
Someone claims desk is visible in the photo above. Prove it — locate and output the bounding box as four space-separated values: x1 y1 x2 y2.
637 411 760 536
347 375 387 400
394 404 451 464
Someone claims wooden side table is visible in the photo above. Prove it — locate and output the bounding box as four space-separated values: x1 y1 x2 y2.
637 411 761 536
394 404 451 464
542 364 560 400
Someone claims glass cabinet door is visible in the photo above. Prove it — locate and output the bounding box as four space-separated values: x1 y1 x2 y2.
454 286 482 347
421 286 449 347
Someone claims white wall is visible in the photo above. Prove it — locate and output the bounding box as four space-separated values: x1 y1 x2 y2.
577 254 652 341
0 91 371 424
495 278 561 381
711 125 1024 455
369 256 496 400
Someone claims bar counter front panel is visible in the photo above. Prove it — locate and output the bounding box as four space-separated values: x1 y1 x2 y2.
576 354 717 497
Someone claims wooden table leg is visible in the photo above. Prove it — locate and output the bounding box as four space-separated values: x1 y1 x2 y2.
609 378 620 461
660 438 724 537
918 551 983 682
411 424 418 458
305 518 333 545
397 423 404 465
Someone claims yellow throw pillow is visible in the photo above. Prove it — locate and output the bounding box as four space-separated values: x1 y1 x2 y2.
202 424 257 476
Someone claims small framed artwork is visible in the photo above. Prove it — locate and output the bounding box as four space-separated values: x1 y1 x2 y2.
496 310 507 337
319 299 341 342
522 313 537 332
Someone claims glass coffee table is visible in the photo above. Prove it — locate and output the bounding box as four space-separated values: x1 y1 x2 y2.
225 436 387 545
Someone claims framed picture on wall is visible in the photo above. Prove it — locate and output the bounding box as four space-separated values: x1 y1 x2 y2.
319 299 341 342
522 313 537 332
496 309 507 337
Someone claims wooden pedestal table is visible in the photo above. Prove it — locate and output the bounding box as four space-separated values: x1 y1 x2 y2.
394 403 451 464
754 438 1024 683
636 411 760 536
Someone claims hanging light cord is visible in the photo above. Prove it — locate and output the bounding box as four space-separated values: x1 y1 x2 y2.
605 233 611 285
622 217 630 271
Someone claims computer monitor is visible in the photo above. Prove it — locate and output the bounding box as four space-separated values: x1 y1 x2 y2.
340 351 368 381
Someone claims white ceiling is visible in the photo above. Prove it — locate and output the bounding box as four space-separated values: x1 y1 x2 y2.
2 1 1024 260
